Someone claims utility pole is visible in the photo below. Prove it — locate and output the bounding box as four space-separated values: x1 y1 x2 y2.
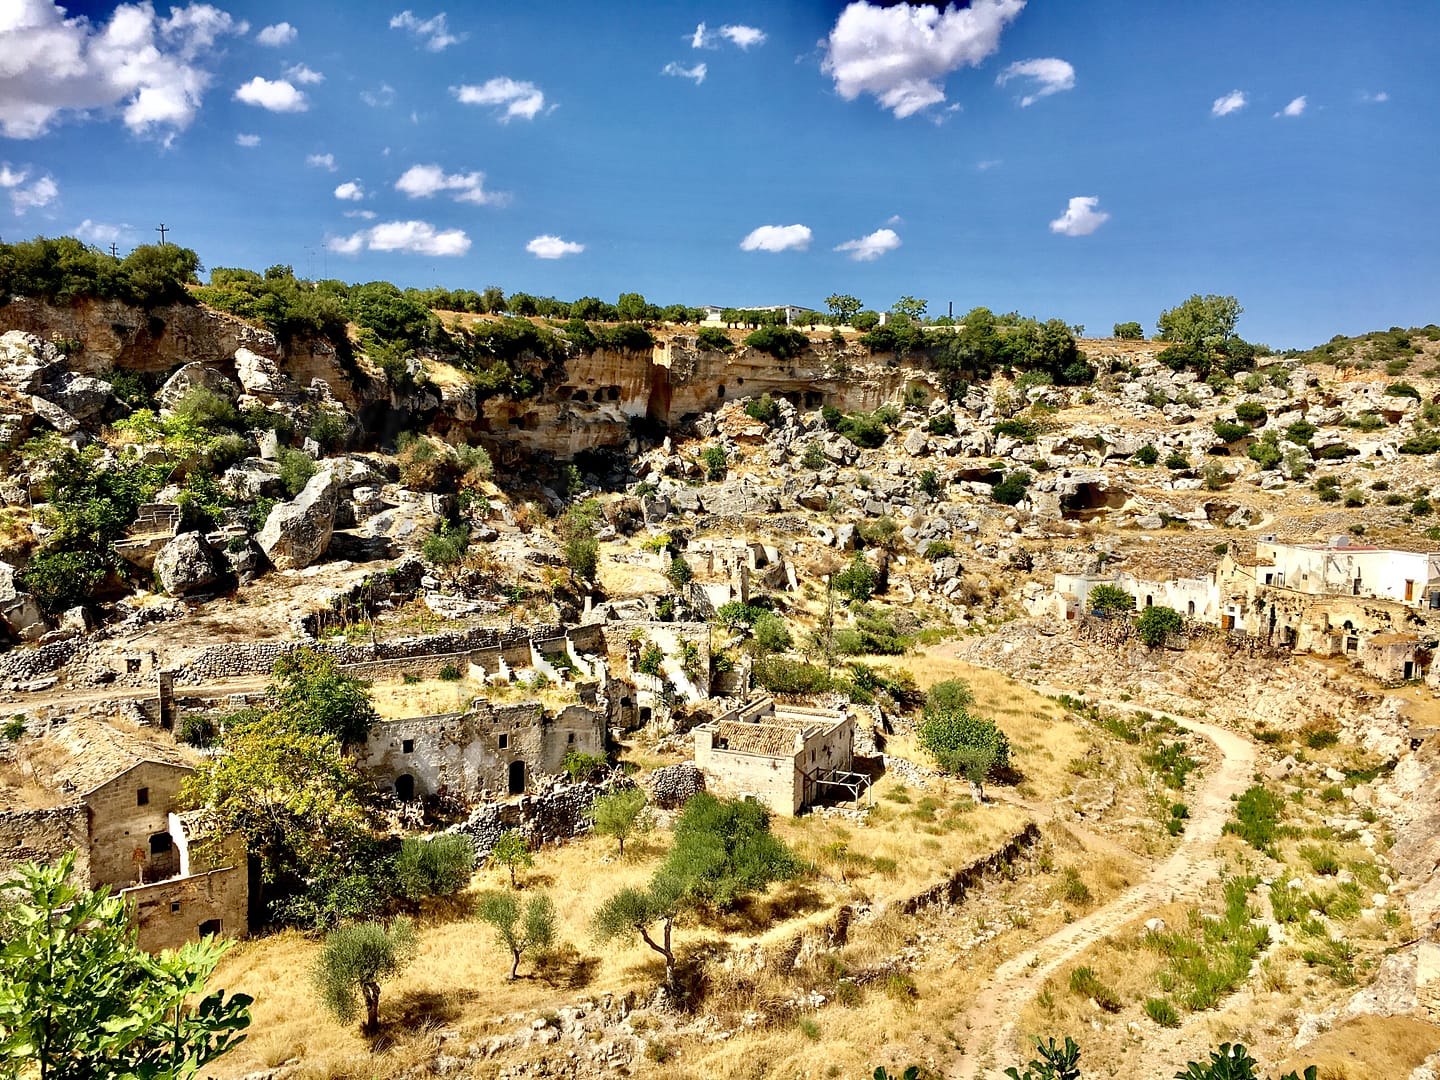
109 243 119 258
155 224 168 246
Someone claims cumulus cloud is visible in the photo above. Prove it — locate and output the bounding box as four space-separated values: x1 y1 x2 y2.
0 163 58 214
389 10 462 51
74 219 130 245
662 62 707 85
740 224 811 253
334 181 364 201
1211 89 1247 116
1049 195 1109 237
691 22 767 49
306 152 336 170
0 1 247 139
526 235 584 259
235 76 307 112
1276 95 1306 117
344 209 377 220
452 77 546 121
328 220 470 257
286 63 324 85
394 163 508 206
255 22 296 46
835 228 901 262
361 83 395 107
235 132 260 147
822 0 1023 119
996 57 1075 106
1360 90 1389 104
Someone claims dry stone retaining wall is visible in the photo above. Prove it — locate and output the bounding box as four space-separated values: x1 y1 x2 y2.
445 778 634 859
897 821 1041 914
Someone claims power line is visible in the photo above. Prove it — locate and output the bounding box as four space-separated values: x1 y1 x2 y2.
155 223 168 246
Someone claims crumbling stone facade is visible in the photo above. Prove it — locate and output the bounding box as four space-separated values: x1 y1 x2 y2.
693 697 854 815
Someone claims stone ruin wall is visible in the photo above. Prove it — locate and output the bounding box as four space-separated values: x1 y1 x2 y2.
444 778 632 858
0 804 90 883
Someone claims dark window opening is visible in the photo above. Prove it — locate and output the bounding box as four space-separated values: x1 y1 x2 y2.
498 732 509 750
149 832 173 855
170 901 181 913
716 384 726 399
126 657 142 673
394 774 415 801
508 760 526 796
198 919 222 937
402 739 414 754
136 787 149 806
1145 595 1154 608
567 732 576 744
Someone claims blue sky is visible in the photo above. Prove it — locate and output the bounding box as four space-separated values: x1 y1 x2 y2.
1 0 1436 347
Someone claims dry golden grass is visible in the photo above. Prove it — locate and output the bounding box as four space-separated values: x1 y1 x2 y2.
1278 1015 1440 1080
367 675 577 720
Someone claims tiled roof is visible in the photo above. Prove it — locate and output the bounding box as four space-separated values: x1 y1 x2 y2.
715 720 802 757
43 722 193 796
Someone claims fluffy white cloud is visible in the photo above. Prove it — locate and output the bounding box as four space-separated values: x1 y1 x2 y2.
306 152 336 170
1049 195 1109 237
234 76 307 112
823 0 1024 119
74 218 130 245
996 57 1075 106
1277 95 1306 117
691 22 767 49
740 224 811 253
835 228 901 261
662 62 707 85
526 235 584 259
344 209 376 220
389 10 462 51
328 220 470 257
334 181 364 201
255 22 296 46
0 163 58 214
1211 89 1247 116
235 132 260 147
361 83 395 107
285 63 324 85
394 163 508 206
452 77 546 121
0 1 247 139
1360 90 1389 104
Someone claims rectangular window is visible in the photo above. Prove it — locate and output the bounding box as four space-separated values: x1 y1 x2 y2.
498 732 509 749
567 733 575 744
402 739 415 754
136 787 149 806
170 901 181 914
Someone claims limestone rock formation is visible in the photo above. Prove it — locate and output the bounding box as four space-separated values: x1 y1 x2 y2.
154 532 220 596
256 470 340 570
156 362 240 409
233 347 291 397
0 560 47 642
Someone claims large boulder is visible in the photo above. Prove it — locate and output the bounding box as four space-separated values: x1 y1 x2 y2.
257 470 340 570
0 561 47 642
0 332 60 393
154 532 220 596
221 457 284 501
156 362 240 410
39 372 114 420
233 348 290 397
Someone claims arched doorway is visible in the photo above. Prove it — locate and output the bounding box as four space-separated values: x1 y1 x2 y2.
508 760 526 796
395 774 415 801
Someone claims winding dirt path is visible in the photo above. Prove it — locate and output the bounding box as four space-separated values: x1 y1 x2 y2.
950 712 1256 1079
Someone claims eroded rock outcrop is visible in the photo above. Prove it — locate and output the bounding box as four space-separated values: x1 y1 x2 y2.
154 532 220 596
256 470 340 570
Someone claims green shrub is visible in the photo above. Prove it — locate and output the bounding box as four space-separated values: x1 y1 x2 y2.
1385 381 1420 399
743 325 809 359
743 394 779 423
924 540 954 561
1144 998 1179 1027
395 835 475 901
1342 488 1366 507
696 326 733 352
833 553 878 602
1087 584 1134 614
836 412 888 448
1233 402 1267 424
422 522 470 566
1067 966 1121 1011
993 418 1038 442
1212 420 1249 443
1224 785 1282 852
1133 444 1159 466
1165 452 1191 470
701 444 727 480
801 442 827 470
991 471 1032 506
927 412 957 435
561 750 607 783
1285 420 1316 445
635 642 665 676
438 663 462 681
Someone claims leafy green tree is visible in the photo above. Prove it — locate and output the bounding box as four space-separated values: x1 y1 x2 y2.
1157 294 1243 352
592 787 652 856
743 325 809 359
749 611 793 657
0 852 252 1080
394 835 475 902
925 679 975 716
696 326 733 351
666 554 694 591
1136 604 1183 647
312 918 417 1034
832 553 877 602
917 703 1011 781
269 648 378 747
1087 584 1135 615
852 310 881 331
701 444 728 480
120 243 202 307
491 830 534 888
825 293 862 325
1113 321 1144 340
892 295 928 321
476 891 557 979
592 794 797 994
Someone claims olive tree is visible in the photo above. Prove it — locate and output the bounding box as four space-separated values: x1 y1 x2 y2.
490 830 534 889
476 891 557 979
591 786 652 856
312 918 417 1034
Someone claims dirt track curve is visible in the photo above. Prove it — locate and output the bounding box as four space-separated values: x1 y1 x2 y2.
950 711 1256 1079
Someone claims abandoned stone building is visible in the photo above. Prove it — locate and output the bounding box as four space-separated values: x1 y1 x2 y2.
0 721 248 950
692 696 858 816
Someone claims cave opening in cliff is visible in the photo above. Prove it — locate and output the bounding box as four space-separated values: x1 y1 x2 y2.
1060 483 1127 519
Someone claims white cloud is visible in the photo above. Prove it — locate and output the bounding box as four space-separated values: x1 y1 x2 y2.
306 152 336 171
1211 89 1247 117
0 164 58 214
328 220 470 257
740 224 812 253
1275 95 1306 118
235 132 260 147
255 22 296 46
885 213 904 225
662 62 707 85
977 158 1002 170
234 76 307 112
996 57 1075 107
0 1 247 139
1049 195 1109 237
389 10 462 51
344 209 377 220
452 77 546 121
394 164 508 206
286 63 324 85
526 235 584 259
835 228 901 262
74 218 129 245
1360 90 1389 104
361 84 395 107
691 22 767 49
822 0 1024 119
334 181 364 201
